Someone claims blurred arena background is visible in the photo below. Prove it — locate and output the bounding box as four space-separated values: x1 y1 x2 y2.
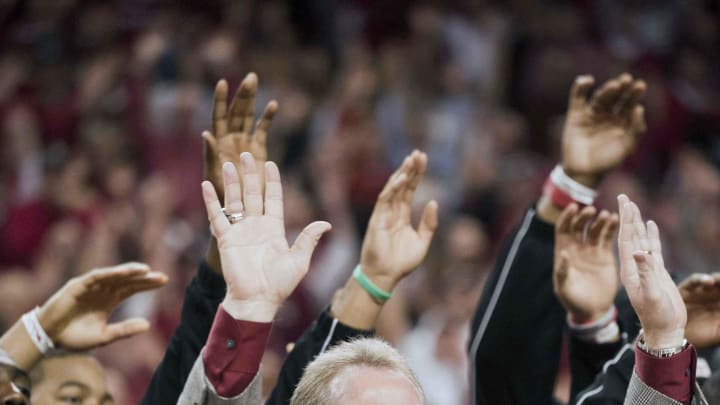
0 1 718 403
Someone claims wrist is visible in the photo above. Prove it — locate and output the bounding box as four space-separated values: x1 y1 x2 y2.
356 263 400 293
36 303 65 342
330 277 383 330
543 165 598 208
569 307 613 324
642 328 686 351
568 306 620 344
221 297 279 323
561 167 601 189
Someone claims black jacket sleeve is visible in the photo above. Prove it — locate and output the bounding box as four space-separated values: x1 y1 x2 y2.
570 344 635 405
469 207 565 405
140 261 226 405
569 337 626 400
568 288 640 401
265 307 374 405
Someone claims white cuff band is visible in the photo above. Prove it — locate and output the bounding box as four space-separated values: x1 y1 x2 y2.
550 165 597 205
568 306 620 344
21 307 54 355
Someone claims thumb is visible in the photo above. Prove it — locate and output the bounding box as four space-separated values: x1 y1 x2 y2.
554 251 570 288
633 251 653 276
417 200 439 246
632 251 656 295
103 318 150 345
291 221 332 274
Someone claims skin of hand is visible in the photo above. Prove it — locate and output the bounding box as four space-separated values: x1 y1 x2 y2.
538 73 647 224
0 262 167 371
203 73 278 273
554 203 619 323
617 194 687 350
359 150 439 292
332 151 438 330
562 73 647 187
678 273 720 349
201 153 331 323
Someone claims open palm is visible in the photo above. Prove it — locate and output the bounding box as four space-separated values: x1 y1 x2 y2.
562 74 646 184
679 273 720 349
554 205 619 322
617 194 686 348
202 153 331 321
39 262 168 351
203 73 278 198
360 151 438 292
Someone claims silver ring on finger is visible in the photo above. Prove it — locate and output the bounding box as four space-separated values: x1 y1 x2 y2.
222 208 245 224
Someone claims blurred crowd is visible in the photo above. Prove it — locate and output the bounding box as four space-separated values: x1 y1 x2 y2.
0 0 718 403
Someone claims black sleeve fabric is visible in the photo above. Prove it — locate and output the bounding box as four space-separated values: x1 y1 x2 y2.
140 261 226 405
567 288 639 401
569 336 625 400
469 208 565 405
265 307 374 405
570 344 635 405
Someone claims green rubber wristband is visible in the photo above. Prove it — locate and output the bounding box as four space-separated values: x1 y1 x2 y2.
352 265 392 302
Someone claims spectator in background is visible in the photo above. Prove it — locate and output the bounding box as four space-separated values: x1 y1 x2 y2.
0 0 717 401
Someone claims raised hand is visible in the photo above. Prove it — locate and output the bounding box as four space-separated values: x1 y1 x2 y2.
617 194 686 349
201 153 331 322
678 273 720 349
38 262 168 350
203 73 278 199
360 150 439 292
553 204 619 322
562 73 647 187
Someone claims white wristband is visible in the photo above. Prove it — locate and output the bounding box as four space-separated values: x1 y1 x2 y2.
21 307 54 354
550 165 597 205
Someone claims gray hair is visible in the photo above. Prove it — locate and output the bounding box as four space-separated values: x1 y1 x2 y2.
290 337 424 404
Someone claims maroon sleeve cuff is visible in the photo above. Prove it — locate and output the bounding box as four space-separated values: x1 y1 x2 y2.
202 305 272 398
635 343 697 405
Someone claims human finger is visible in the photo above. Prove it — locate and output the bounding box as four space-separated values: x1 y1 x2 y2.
228 73 258 132
254 100 278 147
590 78 622 114
239 152 263 215
202 181 230 236
417 200 438 247
587 210 610 246
290 221 332 275
223 162 244 214
571 206 596 241
556 203 579 236
102 318 151 345
213 79 229 136
264 161 284 220
599 213 619 248
567 75 594 111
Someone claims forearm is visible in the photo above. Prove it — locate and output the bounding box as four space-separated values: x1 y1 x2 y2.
0 298 78 372
469 207 563 404
141 261 225 405
537 195 563 225
200 305 271 398
0 322 42 372
329 277 384 330
568 336 625 400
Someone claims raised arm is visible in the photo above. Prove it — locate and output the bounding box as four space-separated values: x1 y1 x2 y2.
178 154 331 404
617 194 703 405
267 150 438 405
0 262 167 373
572 270 720 405
470 73 646 405
142 73 278 405
552 204 625 400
